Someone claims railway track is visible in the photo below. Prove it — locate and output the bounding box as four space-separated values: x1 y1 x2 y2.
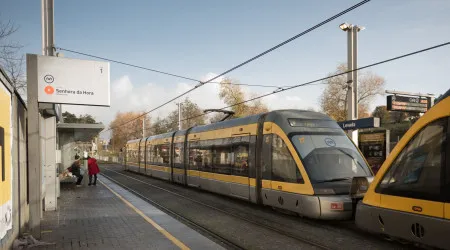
101 167 333 250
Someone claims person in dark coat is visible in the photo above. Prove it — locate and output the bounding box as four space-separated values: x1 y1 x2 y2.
87 156 100 186
69 155 83 186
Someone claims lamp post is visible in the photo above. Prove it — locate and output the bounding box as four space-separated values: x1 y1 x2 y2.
339 23 364 146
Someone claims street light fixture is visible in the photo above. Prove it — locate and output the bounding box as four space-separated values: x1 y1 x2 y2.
339 23 351 31
340 22 365 32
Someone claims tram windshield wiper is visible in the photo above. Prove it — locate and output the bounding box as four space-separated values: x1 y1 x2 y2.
314 177 352 183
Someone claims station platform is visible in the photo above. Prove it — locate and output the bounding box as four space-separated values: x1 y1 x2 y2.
36 175 223 250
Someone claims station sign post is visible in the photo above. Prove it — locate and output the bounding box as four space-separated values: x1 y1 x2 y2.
337 117 380 131
36 55 110 106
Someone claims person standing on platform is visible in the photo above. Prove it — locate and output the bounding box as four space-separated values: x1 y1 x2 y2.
69 155 83 187
87 156 100 186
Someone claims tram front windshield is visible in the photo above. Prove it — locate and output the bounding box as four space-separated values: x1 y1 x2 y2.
288 119 372 183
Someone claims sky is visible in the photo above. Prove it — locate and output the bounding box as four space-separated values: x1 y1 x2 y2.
2 0 450 139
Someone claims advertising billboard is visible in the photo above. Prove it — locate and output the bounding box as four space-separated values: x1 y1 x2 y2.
359 131 389 175
36 55 110 106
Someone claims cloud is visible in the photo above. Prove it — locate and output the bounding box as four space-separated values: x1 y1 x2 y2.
112 75 133 99
286 96 301 102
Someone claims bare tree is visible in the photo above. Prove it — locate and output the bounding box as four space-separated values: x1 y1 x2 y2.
110 112 151 152
151 98 205 134
0 19 26 95
319 63 385 121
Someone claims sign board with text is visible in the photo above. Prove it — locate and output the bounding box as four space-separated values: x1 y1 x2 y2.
36 55 110 106
337 117 380 130
387 95 431 113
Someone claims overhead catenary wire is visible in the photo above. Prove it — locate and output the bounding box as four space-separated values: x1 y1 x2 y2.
54 47 301 89
179 41 450 124
54 47 200 82
59 0 371 134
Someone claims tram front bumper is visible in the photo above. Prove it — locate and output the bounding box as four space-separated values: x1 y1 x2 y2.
318 196 354 220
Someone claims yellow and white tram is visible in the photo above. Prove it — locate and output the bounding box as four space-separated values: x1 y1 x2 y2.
125 110 374 220
356 89 450 249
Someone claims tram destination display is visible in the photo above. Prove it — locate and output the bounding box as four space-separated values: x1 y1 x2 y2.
387 95 431 113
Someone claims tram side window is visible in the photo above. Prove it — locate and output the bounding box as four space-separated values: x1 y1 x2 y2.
173 143 184 168
146 145 152 164
233 144 249 177
140 146 145 163
262 134 272 180
214 145 232 175
188 146 199 170
126 147 132 163
198 147 213 172
271 135 303 183
161 144 170 165
378 118 447 201
153 144 169 165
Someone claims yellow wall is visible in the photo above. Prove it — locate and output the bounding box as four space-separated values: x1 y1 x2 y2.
0 85 11 206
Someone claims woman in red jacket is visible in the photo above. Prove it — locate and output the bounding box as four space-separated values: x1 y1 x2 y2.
87 156 100 186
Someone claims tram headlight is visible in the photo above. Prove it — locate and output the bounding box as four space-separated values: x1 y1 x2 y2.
349 176 374 198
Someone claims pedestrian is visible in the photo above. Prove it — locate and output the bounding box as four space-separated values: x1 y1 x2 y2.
68 155 83 187
87 156 100 186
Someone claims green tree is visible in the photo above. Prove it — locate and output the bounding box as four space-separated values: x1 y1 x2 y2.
62 111 78 123
62 111 98 124
372 106 390 125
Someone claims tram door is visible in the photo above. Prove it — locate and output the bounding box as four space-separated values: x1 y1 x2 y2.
187 139 200 187
138 139 145 174
231 135 250 199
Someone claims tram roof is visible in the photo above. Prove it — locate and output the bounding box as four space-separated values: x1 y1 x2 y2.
126 110 332 144
435 88 450 105
190 109 331 134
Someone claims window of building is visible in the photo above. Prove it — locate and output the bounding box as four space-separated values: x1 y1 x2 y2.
377 118 447 201
271 134 303 183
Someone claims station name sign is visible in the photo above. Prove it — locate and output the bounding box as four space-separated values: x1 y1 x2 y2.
387 95 431 113
337 117 380 130
35 54 110 106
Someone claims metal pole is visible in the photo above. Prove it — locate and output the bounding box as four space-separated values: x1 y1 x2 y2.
142 117 145 137
178 103 182 130
42 0 54 56
346 28 355 139
351 26 359 146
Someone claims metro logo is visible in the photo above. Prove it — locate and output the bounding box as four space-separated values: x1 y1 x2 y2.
44 85 55 95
